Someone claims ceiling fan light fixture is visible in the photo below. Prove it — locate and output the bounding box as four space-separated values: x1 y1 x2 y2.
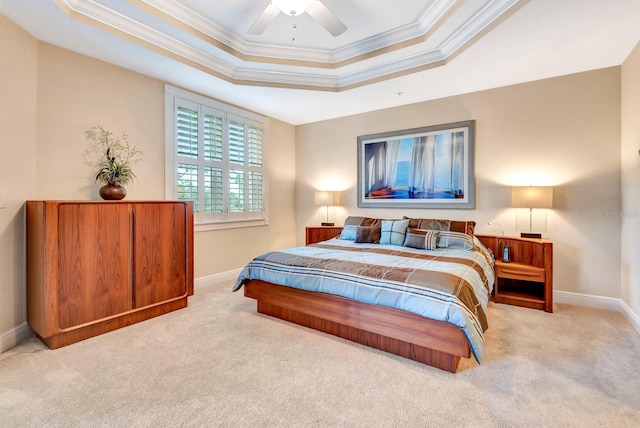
272 0 314 16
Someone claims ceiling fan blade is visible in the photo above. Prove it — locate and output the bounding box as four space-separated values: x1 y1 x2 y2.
306 0 347 37
247 3 281 35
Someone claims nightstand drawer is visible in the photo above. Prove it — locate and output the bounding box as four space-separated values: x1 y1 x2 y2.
496 262 545 283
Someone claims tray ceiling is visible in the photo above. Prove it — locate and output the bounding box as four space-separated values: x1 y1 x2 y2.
3 0 640 124
46 0 524 90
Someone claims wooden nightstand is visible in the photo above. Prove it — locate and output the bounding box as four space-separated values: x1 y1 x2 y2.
476 235 553 313
305 226 343 245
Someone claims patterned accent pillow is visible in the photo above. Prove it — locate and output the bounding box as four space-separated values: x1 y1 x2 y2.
380 219 409 246
437 231 474 250
403 228 439 250
354 226 381 244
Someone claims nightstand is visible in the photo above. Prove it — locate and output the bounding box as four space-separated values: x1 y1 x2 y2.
305 226 343 245
476 235 553 312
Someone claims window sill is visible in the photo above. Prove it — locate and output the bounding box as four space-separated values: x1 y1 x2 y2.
194 218 269 232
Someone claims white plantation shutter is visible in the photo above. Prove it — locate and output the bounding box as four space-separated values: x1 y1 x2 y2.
204 114 223 162
249 171 263 213
228 121 245 165
176 107 198 159
247 124 264 216
204 166 223 214
248 126 263 167
167 87 268 227
177 163 198 212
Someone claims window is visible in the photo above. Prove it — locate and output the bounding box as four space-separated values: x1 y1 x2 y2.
165 85 268 230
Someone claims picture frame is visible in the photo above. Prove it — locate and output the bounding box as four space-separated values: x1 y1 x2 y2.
357 120 475 209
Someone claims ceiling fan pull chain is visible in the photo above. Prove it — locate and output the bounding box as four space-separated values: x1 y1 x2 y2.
291 15 297 42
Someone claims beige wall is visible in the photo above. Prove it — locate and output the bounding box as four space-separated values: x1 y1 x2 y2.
0 16 38 345
193 117 297 278
35 42 296 278
296 68 622 298
35 42 297 276
621 41 640 315
36 43 166 200
0 35 296 349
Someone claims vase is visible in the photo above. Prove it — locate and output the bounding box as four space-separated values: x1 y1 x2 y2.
99 183 127 200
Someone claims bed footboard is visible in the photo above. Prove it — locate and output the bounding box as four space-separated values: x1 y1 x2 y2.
243 280 470 373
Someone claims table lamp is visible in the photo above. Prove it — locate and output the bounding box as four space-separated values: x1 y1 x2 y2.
314 191 341 226
510 186 553 238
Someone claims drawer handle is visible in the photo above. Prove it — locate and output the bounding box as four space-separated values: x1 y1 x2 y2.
501 269 542 277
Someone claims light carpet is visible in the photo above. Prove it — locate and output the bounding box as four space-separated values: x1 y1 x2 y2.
1 280 640 427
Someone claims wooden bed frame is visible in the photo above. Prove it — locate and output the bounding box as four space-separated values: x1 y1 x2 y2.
243 279 471 372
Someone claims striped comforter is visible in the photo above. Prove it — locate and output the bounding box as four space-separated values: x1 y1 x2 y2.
233 238 495 363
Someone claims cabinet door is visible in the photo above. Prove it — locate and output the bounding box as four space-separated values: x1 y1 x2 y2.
132 203 188 307
57 203 131 329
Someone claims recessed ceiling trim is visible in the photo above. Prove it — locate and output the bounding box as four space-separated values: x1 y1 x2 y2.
127 0 471 67
337 49 448 88
127 0 336 68
52 0 527 91
440 0 523 52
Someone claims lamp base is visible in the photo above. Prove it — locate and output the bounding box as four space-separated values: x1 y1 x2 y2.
321 222 335 226
521 232 542 239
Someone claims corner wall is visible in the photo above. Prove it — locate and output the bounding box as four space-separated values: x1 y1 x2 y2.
0 15 38 350
296 68 622 299
621 41 640 325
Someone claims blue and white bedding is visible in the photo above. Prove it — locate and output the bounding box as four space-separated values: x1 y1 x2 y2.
233 237 494 363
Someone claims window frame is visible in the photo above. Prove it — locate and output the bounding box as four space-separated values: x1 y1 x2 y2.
165 85 269 231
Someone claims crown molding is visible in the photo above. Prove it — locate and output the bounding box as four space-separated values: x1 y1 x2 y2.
53 0 526 90
131 0 461 65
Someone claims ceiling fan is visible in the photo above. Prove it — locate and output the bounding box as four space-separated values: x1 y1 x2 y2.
248 0 347 37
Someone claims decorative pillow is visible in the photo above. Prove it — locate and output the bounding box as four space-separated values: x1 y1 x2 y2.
339 216 364 240
437 231 474 250
380 219 409 246
403 217 476 237
339 216 381 240
403 228 439 250
339 225 357 240
355 226 381 244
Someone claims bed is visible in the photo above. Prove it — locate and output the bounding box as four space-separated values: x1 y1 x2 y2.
233 217 495 372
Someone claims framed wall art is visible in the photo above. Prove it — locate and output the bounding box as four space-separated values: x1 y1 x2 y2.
357 120 475 209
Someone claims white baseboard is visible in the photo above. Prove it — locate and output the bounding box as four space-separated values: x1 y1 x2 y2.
553 290 621 311
554 290 640 336
0 322 33 353
195 268 242 288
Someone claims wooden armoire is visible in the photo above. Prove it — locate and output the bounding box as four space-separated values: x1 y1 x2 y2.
26 200 194 348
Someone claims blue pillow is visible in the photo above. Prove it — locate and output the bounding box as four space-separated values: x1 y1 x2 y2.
339 225 358 240
380 219 409 246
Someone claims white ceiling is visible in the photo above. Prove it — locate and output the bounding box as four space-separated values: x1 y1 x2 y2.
2 0 640 125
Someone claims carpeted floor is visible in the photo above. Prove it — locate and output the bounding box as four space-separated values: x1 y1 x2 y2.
1 280 640 427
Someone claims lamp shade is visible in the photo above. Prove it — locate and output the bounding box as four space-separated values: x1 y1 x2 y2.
510 186 553 209
314 191 341 206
